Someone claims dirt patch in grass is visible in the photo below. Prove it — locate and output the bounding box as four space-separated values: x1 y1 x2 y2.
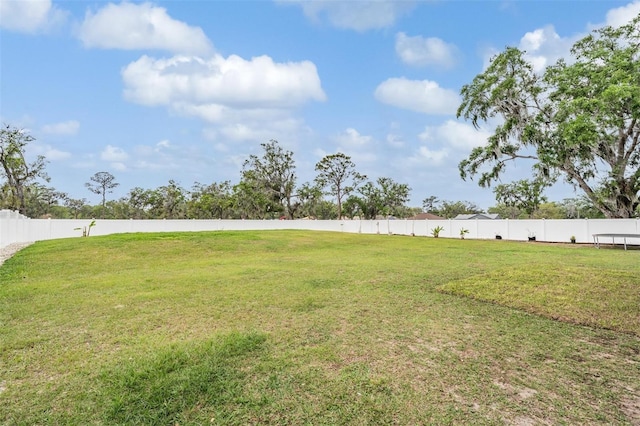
621 393 640 423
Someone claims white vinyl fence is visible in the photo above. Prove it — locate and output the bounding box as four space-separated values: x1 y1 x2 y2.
1 209 639 249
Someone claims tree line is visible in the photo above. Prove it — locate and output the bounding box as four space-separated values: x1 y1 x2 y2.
0 126 607 220
0 135 418 220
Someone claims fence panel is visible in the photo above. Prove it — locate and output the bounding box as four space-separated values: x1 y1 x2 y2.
1 211 639 249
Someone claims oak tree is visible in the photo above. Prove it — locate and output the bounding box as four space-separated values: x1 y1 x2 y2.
0 124 49 215
458 15 640 218
242 140 297 219
356 177 411 219
493 179 548 218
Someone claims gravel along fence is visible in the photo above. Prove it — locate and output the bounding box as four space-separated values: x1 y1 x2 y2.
0 242 34 267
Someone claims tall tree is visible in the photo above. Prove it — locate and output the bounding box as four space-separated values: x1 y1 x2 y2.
488 203 523 220
560 197 605 219
341 195 363 219
85 171 119 218
493 178 548 218
531 202 565 219
125 187 154 219
24 183 66 218
148 180 187 219
188 181 233 219
457 15 640 218
0 124 49 215
422 196 439 213
377 177 411 217
436 200 483 219
242 140 297 219
64 197 88 219
355 177 411 219
232 175 273 219
315 153 366 219
291 182 323 219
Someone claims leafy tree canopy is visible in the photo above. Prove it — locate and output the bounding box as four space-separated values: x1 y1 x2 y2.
0 124 49 214
241 140 297 219
457 15 640 218
493 178 548 218
437 200 484 219
315 153 366 219
85 171 119 218
352 177 411 219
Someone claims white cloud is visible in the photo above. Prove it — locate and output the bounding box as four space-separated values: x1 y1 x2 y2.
101 145 129 162
506 1 640 74
202 116 306 144
122 54 325 109
395 32 458 68
604 1 640 27
374 77 459 115
279 0 415 31
408 120 489 167
131 159 178 171
131 140 184 171
410 146 448 165
111 162 127 171
327 128 377 164
313 147 330 159
213 143 229 152
220 123 271 142
175 104 289 127
122 53 325 143
386 134 404 148
334 128 372 147
419 120 491 150
518 25 576 73
156 139 172 150
42 120 80 135
46 148 72 161
77 2 213 55
0 0 66 33
30 144 72 161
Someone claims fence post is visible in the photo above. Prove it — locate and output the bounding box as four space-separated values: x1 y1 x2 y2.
585 218 590 243
0 210 7 248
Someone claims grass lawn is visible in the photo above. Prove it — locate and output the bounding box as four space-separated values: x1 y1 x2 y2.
1 230 639 425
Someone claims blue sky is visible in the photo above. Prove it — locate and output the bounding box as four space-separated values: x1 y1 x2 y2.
1 0 639 210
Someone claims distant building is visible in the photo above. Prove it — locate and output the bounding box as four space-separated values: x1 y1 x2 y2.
454 213 501 220
408 212 446 220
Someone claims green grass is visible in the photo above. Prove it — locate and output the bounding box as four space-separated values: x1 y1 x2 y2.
438 266 640 334
103 332 267 425
1 231 639 425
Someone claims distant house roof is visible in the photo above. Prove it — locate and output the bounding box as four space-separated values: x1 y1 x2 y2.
408 212 446 220
454 213 500 220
